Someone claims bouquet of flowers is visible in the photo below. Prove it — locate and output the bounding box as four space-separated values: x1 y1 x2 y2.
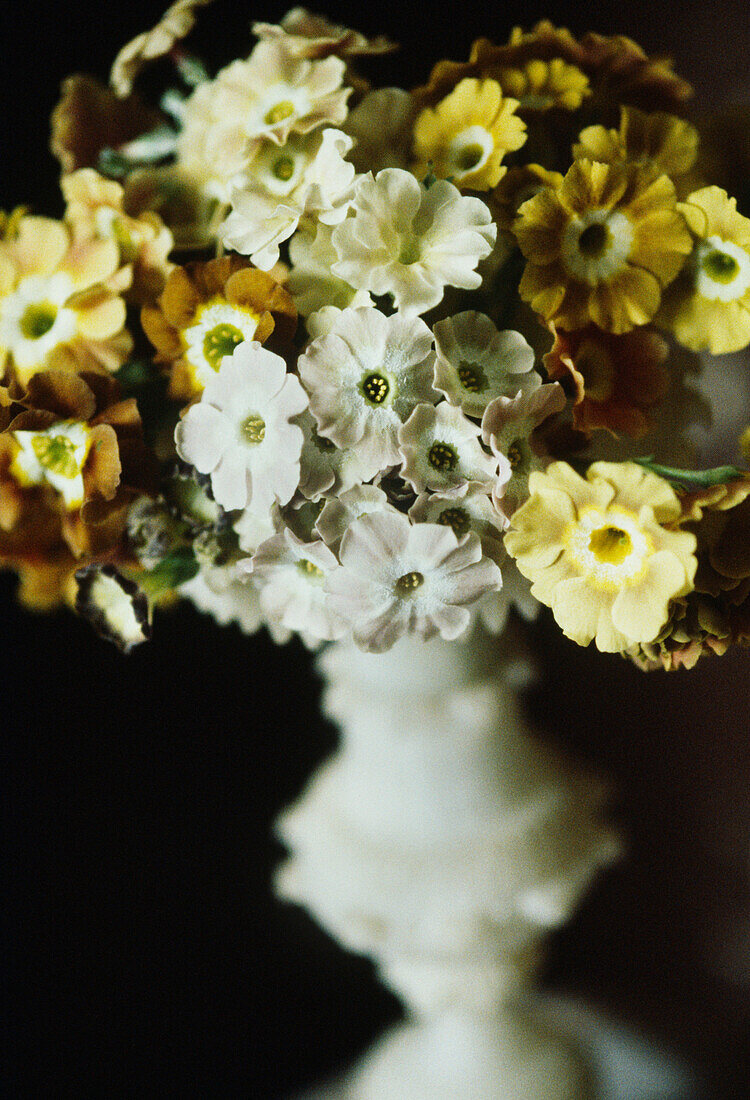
2 0 749 675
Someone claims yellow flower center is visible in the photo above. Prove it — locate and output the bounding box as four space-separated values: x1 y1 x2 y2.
20 302 58 340
437 506 470 537
457 362 487 393
297 558 324 579
395 570 424 594
265 100 296 126
242 413 266 444
588 524 632 566
273 156 295 181
428 441 458 472
203 323 245 371
507 441 524 469
31 433 79 478
361 372 390 405
701 248 739 284
577 222 610 259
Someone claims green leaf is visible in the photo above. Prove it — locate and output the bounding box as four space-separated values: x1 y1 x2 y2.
634 456 748 488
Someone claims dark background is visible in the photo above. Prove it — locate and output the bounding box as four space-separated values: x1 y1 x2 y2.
2 1 750 1096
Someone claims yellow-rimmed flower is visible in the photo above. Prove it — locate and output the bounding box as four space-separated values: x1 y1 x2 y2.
0 215 132 385
412 79 526 190
657 186 750 354
573 106 699 192
514 159 692 333
497 58 590 111
505 460 697 651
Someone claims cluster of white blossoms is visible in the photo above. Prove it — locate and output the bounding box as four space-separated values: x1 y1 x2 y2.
159 10 572 652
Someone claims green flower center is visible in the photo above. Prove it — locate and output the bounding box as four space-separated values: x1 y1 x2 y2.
398 238 421 266
297 558 324 579
577 222 610 258
361 372 390 405
588 524 632 566
241 413 266 444
457 362 487 393
455 143 485 173
203 323 245 370
701 248 739 284
20 302 58 340
273 156 295 181
264 100 296 126
395 570 424 594
31 433 79 478
428 441 458 472
437 506 470 537
507 440 524 469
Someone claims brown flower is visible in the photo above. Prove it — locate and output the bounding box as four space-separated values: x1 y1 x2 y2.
544 324 670 438
141 256 297 402
50 74 161 175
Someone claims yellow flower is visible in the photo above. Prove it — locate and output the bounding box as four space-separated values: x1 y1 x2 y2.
657 186 750 354
0 215 131 385
514 158 692 333
505 460 697 652
412 78 526 190
573 106 699 188
497 58 590 111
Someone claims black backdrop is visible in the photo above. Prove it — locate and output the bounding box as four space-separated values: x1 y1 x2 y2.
2 1 750 1096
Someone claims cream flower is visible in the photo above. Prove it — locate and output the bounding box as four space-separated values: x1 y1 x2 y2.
179 561 268 636
220 128 356 270
482 384 567 516
331 169 496 317
657 187 750 354
248 528 346 641
175 341 308 513
343 89 418 173
505 461 698 652
298 306 436 480
412 78 526 190
432 311 537 417
0 216 131 384
253 9 396 59
286 225 372 318
399 402 498 493
325 509 502 651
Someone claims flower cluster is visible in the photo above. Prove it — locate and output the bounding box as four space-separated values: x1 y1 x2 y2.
1 6 748 667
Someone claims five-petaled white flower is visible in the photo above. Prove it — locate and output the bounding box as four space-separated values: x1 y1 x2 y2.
175 341 308 513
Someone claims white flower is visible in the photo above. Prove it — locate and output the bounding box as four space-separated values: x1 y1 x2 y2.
180 561 267 636
331 169 496 316
295 409 370 501
298 306 436 480
233 503 282 555
478 561 540 636
248 528 346 641
287 225 372 317
481 383 566 517
432 311 538 417
220 128 356 270
175 341 308 513
325 509 502 652
315 484 390 551
399 402 498 493
408 482 508 562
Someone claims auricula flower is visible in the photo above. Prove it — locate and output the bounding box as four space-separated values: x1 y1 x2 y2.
175 341 308 513
399 402 498 493
325 508 502 651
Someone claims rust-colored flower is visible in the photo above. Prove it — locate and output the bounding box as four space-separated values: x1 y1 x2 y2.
544 324 669 438
0 215 132 386
141 256 297 402
0 369 157 565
